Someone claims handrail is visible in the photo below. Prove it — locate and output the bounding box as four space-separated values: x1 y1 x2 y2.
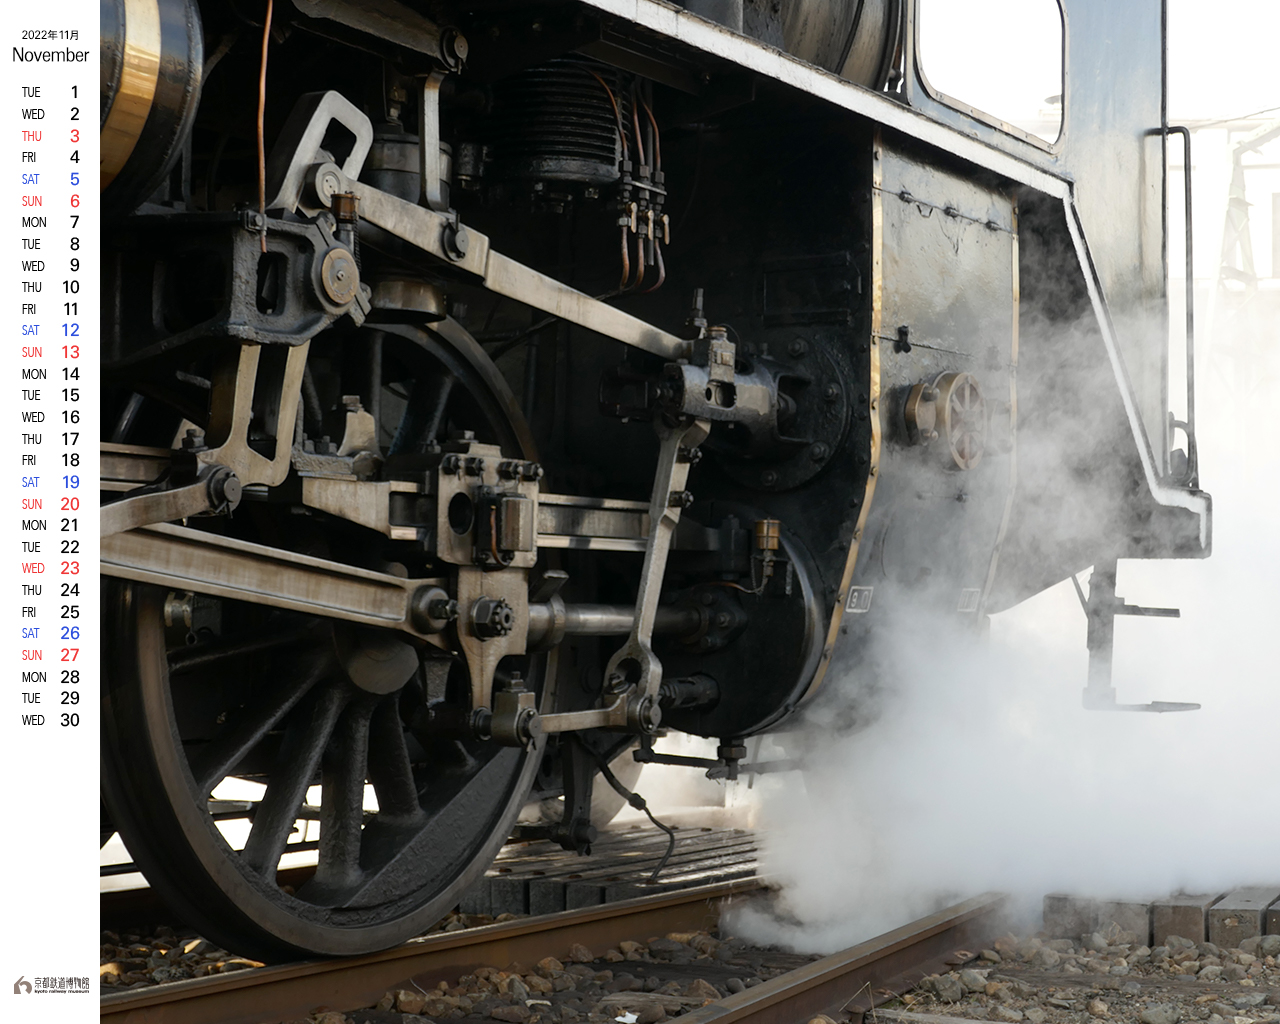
1168 125 1198 487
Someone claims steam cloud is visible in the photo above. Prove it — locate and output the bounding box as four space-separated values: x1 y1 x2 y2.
718 135 1280 956
723 350 1279 952
727 531 1280 954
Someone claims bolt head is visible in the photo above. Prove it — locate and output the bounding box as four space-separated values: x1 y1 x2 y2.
810 442 829 461
441 27 469 65
629 696 662 734
472 596 515 639
444 224 470 260
787 338 808 358
428 598 458 620
217 474 242 507
321 247 358 305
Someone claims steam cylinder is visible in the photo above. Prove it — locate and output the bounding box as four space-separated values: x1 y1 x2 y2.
781 0 903 88
684 0 744 32
101 0 204 216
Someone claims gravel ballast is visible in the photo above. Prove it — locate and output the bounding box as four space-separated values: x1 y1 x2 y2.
884 930 1280 1024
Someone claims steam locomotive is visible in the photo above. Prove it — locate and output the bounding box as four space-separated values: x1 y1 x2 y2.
100 0 1210 960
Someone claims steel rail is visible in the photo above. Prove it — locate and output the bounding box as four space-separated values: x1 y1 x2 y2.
99 879 764 1024
99 885 1006 1024
678 892 1007 1024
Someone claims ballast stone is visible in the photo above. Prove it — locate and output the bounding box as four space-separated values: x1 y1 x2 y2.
1139 1003 1181 1024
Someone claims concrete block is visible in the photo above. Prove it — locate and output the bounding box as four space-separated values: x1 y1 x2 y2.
1268 901 1280 936
1152 893 1221 945
1044 894 1097 939
458 878 491 916
490 875 530 916
1208 888 1280 949
1096 900 1153 946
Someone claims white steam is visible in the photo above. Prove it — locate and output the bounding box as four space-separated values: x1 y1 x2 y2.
721 75 1280 953
726 539 1280 953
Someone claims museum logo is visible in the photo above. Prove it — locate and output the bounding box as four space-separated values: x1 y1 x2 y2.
13 974 90 994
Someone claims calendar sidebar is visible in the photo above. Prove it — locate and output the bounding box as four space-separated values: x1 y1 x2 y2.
2 2 101 1012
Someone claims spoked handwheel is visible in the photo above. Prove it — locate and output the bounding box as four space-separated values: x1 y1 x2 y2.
102 321 544 961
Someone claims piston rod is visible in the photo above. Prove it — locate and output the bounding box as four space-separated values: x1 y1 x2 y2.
527 602 702 648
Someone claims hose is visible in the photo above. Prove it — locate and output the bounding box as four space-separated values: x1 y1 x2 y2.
580 740 675 883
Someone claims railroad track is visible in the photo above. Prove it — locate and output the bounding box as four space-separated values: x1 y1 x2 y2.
464 824 761 917
100 884 1006 1024
101 822 760 934
679 894 1005 1024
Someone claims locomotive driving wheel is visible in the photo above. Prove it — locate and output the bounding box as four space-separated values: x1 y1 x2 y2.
101 323 545 961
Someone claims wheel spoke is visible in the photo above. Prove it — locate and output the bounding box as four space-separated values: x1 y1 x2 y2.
192 651 330 799
170 627 315 674
241 680 347 877
312 701 374 892
389 372 455 455
103 309 541 959
368 698 425 826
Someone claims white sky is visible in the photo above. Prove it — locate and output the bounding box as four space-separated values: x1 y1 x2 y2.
1167 0 1280 121
919 0 1280 131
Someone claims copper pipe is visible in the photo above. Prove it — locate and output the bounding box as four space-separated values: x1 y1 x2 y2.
642 238 666 294
619 224 631 291
587 69 628 163
489 507 502 565
631 95 646 169
641 97 661 171
256 0 274 253
631 231 645 290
